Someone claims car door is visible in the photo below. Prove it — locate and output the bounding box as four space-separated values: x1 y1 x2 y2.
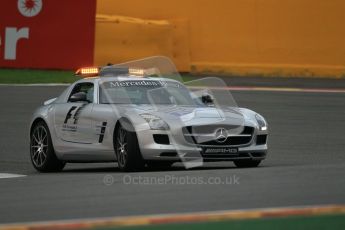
54 82 95 144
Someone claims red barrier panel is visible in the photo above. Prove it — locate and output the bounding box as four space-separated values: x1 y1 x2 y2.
0 0 96 69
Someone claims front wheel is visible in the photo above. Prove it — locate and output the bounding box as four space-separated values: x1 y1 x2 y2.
30 121 65 172
115 121 144 172
233 159 261 168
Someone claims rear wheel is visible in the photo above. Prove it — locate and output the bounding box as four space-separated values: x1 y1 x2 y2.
233 159 261 168
30 121 65 172
115 121 144 171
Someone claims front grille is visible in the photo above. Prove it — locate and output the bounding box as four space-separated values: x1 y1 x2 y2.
182 125 254 147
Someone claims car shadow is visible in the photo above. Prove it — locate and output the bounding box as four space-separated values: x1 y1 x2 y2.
58 162 273 173
24 160 281 175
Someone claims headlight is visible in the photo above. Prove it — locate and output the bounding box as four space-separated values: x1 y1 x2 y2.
255 114 267 131
140 113 169 130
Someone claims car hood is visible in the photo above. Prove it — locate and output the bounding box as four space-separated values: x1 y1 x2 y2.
119 104 248 127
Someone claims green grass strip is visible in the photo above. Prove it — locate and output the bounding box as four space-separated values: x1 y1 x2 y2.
94 214 345 230
0 69 197 84
0 69 76 84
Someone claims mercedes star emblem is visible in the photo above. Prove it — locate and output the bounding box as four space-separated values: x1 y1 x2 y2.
214 128 228 143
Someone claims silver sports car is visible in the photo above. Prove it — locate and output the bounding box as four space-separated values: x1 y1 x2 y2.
29 57 268 172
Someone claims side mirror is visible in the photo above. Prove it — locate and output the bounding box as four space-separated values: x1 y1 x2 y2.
201 93 214 105
69 92 88 103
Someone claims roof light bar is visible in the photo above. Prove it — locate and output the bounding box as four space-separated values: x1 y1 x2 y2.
75 67 99 77
129 68 145 76
99 66 129 76
74 66 160 78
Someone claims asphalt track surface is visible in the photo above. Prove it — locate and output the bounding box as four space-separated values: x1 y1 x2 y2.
0 77 345 224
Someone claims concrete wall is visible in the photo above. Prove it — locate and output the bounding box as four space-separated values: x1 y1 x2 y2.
95 0 345 77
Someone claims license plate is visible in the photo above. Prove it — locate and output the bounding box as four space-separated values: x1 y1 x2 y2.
203 147 238 154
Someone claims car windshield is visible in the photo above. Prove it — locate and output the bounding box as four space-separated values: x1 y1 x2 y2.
99 79 198 106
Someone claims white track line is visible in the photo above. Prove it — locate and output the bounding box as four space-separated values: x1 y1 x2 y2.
189 86 345 93
0 173 26 179
226 86 345 93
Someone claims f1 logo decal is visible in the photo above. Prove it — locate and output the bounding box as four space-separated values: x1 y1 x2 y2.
64 106 77 124
64 104 87 124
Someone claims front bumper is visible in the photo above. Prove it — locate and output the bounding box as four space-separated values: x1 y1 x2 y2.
136 124 268 162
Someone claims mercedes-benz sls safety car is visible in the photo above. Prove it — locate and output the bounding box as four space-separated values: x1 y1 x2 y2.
29 57 268 172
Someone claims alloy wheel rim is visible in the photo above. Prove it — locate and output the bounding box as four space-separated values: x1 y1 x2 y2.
31 125 48 167
117 127 127 167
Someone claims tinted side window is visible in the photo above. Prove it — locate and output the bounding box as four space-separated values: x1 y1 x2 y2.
68 83 94 102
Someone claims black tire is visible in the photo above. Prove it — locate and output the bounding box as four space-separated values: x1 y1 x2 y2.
30 121 65 172
146 161 174 170
114 120 144 172
233 159 261 168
